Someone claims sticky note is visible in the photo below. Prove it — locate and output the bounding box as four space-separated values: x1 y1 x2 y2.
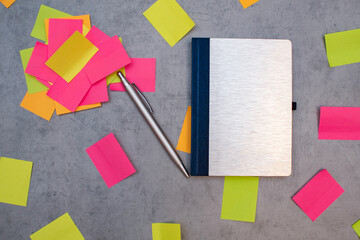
85 26 111 46
176 106 191 153
292 169 344 221
48 19 83 56
325 29 360 67
0 0 16 8
352 219 360 237
25 42 61 84
84 36 131 84
143 0 195 47
45 15 91 40
46 31 98 83
318 107 360 140
20 48 49 94
55 101 101 115
30 213 84 240
105 37 125 85
86 133 136 188
31 5 71 41
152 223 181 240
36 78 52 88
20 91 55 121
0 157 33 207
239 0 259 9
80 78 108 106
221 176 259 222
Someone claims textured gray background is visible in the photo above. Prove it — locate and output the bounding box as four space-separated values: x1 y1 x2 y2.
1 0 360 239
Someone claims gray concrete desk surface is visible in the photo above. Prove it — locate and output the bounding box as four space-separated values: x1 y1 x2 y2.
1 0 360 239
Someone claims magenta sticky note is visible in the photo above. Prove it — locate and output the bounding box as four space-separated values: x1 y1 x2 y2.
110 58 156 92
318 107 360 140
80 78 108 106
25 42 60 83
48 19 83 57
86 133 136 188
84 36 131 84
292 169 344 221
47 76 69 103
85 26 111 46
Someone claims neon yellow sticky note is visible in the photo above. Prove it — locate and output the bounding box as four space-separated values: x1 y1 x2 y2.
30 213 84 240
353 219 360 237
143 0 195 47
0 157 33 207
221 176 259 222
239 0 259 9
106 37 124 85
20 48 49 94
46 31 98 83
31 5 71 41
152 223 181 240
176 106 191 153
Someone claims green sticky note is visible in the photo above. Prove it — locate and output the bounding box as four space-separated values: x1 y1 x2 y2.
0 157 33 207
221 176 259 222
152 223 181 240
20 48 49 94
352 219 360 237
325 29 360 67
30 213 84 240
31 5 71 41
143 0 195 47
106 37 124 86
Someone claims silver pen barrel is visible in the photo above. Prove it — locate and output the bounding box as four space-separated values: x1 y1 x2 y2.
118 72 190 178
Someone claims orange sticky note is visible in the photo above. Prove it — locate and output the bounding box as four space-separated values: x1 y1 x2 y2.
239 0 259 9
54 101 101 115
20 91 55 121
45 15 91 39
0 0 16 8
176 106 191 153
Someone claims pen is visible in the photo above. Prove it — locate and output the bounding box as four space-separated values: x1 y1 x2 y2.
117 72 190 178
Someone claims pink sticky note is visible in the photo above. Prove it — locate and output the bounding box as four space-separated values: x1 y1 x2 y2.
84 36 131 84
80 78 108 106
47 76 69 103
318 107 360 140
86 133 136 188
25 42 60 83
292 169 344 221
85 26 111 46
36 78 52 88
110 58 156 92
48 19 83 57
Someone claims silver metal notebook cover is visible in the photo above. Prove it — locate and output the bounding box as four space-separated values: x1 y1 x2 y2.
208 38 292 176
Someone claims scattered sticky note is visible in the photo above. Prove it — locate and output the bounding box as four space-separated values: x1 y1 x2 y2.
143 0 195 47
325 29 360 67
106 68 125 86
110 58 156 92
45 15 91 40
20 91 55 121
352 219 360 237
292 169 344 221
221 176 259 222
20 48 49 94
30 213 84 240
85 26 111 46
318 107 360 140
176 106 191 153
46 31 98 83
152 223 181 240
55 101 101 115
80 78 108 106
0 157 33 207
0 0 16 8
239 0 259 9
31 5 71 41
86 133 136 188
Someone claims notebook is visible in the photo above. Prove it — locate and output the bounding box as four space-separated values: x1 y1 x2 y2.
191 38 292 176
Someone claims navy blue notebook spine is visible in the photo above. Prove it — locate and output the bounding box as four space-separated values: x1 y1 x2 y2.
191 38 210 176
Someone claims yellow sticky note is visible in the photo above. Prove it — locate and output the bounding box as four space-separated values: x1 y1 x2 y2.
239 0 259 9
20 91 55 121
46 31 98 83
143 0 195 47
176 106 191 153
44 15 91 39
0 0 16 8
152 223 181 240
0 157 33 207
54 101 101 115
30 213 84 240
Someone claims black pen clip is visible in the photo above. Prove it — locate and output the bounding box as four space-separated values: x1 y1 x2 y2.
132 83 154 114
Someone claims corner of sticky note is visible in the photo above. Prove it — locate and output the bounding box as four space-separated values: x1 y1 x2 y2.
239 0 259 9
176 106 191 153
